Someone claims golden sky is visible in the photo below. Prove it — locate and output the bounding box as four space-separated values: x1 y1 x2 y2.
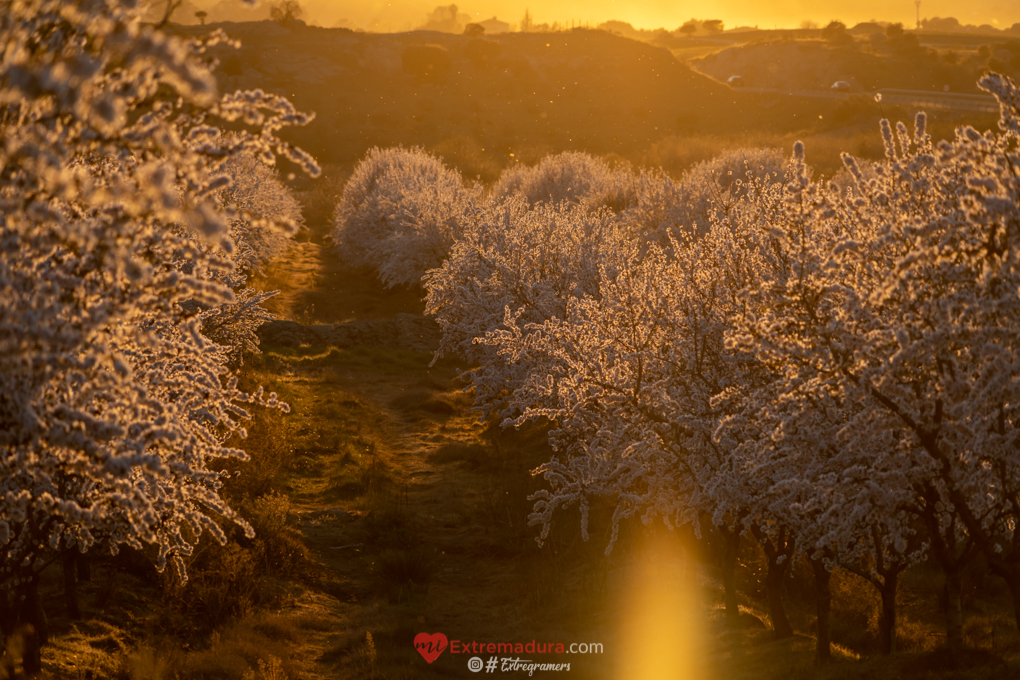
299 0 1020 32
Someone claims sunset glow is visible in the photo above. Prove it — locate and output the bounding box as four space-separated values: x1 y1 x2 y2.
287 0 1020 32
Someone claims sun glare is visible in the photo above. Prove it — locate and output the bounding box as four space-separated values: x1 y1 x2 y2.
618 528 705 680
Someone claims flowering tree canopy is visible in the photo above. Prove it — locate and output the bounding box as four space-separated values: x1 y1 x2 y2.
331 146 480 287
488 151 636 211
0 0 318 605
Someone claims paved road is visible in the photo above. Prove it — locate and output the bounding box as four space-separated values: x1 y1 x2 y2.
733 86 999 113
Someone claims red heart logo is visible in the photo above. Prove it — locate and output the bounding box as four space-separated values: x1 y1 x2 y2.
414 632 448 664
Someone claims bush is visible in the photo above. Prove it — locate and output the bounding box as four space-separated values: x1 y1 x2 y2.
220 152 304 273
241 492 309 577
487 151 636 211
326 443 387 499
219 408 293 501
331 146 480 287
180 542 269 628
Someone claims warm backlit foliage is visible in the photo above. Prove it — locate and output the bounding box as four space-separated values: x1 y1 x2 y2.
330 146 480 288
0 0 317 650
402 76 1020 654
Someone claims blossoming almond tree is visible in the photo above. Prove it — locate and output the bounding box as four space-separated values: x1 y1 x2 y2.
0 0 317 669
618 148 787 246
198 151 305 366
484 174 802 638
331 146 480 288
487 151 636 212
710 142 932 655
219 151 304 274
424 198 637 416
727 82 1020 642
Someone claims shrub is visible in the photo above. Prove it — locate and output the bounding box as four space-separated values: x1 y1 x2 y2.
219 153 304 273
331 146 480 287
220 408 294 501
241 492 308 576
179 542 268 627
424 198 639 415
487 151 636 211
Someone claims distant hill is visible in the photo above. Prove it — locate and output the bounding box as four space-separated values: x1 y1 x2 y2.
166 23 1001 181
175 23 748 169
692 36 1020 95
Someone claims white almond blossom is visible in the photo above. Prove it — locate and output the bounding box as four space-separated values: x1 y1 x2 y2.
0 0 318 650
331 146 480 287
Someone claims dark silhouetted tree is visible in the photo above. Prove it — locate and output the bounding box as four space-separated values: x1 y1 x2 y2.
195 9 207 24
679 19 698 37
521 8 533 32
703 19 724 35
464 22 484 36
465 38 501 67
822 20 852 44
270 0 302 24
155 0 182 27
419 4 466 32
920 16 962 32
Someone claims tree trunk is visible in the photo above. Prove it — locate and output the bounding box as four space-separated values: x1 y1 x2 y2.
765 557 794 639
682 544 701 596
20 579 48 676
751 524 795 640
0 590 15 679
982 555 1020 634
76 553 91 583
878 574 898 655
999 567 1020 634
719 529 741 624
678 523 702 604
62 551 81 620
810 557 832 663
916 491 975 653
944 569 963 651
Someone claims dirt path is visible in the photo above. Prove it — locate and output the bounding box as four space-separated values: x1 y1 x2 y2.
249 236 576 678
248 235 833 680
